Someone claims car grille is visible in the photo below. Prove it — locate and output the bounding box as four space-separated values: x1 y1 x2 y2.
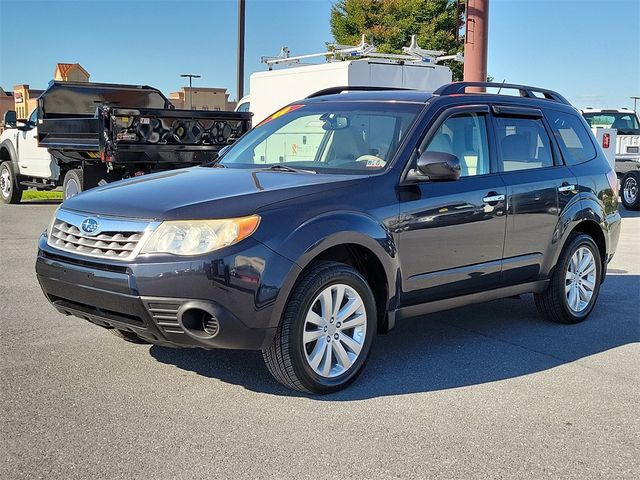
47 209 156 261
49 220 143 259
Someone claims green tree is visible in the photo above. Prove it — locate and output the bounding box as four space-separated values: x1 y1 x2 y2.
330 0 464 80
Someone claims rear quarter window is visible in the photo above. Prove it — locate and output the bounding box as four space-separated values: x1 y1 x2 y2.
546 110 597 165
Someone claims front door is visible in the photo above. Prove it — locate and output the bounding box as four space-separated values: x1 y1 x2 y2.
397 106 507 306
19 109 57 179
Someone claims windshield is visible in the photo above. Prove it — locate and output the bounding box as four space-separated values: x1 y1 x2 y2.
582 112 640 135
218 102 420 174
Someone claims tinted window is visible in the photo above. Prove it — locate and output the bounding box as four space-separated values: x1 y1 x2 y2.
582 111 640 135
236 102 250 113
495 117 554 172
423 112 490 176
548 111 597 165
28 109 38 127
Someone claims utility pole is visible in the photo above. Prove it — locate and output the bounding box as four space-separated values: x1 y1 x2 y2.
463 0 489 88
237 0 246 101
631 96 640 113
180 73 201 109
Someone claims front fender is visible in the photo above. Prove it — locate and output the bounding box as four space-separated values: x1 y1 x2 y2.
0 138 19 171
258 210 399 329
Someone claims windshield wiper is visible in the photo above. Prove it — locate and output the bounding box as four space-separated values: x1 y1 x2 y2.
260 164 317 174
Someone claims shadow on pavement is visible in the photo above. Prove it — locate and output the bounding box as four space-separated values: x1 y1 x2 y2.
19 199 63 205
149 274 639 400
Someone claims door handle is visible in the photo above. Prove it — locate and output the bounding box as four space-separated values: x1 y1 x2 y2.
558 184 576 193
483 193 506 203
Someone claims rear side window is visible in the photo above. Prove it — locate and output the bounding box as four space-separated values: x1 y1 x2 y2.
546 111 597 165
495 117 554 172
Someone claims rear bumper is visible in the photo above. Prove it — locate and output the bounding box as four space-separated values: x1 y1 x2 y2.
36 234 298 350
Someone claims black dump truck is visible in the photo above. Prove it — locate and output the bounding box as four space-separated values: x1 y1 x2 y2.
0 81 251 203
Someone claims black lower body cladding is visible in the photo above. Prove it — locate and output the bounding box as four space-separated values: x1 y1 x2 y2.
35 234 299 350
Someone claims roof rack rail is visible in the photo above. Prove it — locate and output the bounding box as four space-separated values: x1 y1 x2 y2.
433 82 571 105
306 86 411 99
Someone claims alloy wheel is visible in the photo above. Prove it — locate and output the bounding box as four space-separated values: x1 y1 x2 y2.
0 167 11 199
302 283 367 378
65 178 79 199
565 246 597 313
623 176 638 205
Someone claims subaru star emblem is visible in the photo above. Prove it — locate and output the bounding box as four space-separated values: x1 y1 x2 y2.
81 218 99 234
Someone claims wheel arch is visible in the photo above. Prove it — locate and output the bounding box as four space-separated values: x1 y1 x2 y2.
265 212 400 334
0 140 19 172
548 196 611 280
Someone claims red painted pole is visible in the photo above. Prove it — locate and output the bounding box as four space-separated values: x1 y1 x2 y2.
463 0 489 86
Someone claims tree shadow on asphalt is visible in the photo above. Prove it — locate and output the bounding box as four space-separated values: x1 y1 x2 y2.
149 274 639 400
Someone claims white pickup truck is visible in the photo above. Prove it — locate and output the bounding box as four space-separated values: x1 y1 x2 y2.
582 108 640 210
0 108 59 203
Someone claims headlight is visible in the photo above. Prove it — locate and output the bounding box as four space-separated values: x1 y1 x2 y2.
140 215 260 256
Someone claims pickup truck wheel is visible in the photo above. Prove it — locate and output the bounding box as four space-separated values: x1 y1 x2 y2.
0 161 23 204
621 172 640 210
63 169 83 200
263 261 376 394
534 233 602 324
109 328 151 344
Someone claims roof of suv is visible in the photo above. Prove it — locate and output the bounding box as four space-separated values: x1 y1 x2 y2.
302 83 574 110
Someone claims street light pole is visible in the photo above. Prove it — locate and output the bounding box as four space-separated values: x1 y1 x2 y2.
180 73 201 109
237 0 246 101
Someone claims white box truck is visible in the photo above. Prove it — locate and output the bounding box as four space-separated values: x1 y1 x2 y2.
237 35 459 125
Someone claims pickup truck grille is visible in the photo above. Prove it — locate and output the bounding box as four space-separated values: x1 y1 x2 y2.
47 209 156 261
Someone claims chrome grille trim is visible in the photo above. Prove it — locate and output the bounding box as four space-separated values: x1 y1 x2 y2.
47 209 159 261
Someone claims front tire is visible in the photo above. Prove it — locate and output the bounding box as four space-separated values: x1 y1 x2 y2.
63 169 83 200
621 172 640 210
263 261 376 394
535 233 602 324
0 161 23 204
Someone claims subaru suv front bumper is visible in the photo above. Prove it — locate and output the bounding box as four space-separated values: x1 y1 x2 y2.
36 232 299 350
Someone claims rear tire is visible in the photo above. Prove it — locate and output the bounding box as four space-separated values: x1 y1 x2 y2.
534 233 602 324
63 169 83 200
263 261 376 394
0 161 23 204
621 172 640 210
109 328 151 344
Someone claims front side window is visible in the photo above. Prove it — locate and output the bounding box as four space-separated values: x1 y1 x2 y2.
495 117 554 172
422 112 490 176
236 102 250 113
219 103 420 174
28 108 38 127
547 110 596 165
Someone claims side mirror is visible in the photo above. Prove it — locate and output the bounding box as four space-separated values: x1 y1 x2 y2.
3 110 16 127
407 151 461 182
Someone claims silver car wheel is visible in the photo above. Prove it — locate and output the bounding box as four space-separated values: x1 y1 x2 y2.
1 166 11 199
303 283 367 378
623 176 638 205
64 178 79 199
565 246 597 313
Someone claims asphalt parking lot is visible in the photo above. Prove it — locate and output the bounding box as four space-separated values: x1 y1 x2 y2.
1 201 638 480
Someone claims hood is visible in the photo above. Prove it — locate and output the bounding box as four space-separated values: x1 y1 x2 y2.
61 167 364 220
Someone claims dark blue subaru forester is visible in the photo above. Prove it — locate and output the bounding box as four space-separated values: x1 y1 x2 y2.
36 82 621 393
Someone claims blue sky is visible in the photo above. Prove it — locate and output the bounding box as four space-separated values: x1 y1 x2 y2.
0 0 638 108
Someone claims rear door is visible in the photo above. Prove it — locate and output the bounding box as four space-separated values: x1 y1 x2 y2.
397 105 507 305
491 105 579 286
